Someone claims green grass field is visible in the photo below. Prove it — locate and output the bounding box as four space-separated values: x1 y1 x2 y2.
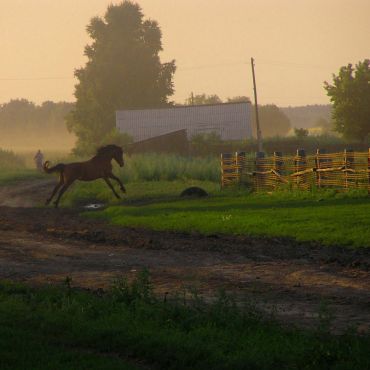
0 276 369 370
80 185 370 249
0 169 45 185
2 151 370 248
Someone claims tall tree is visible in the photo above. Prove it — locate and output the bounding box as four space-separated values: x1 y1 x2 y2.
253 104 291 137
324 60 370 141
67 1 176 154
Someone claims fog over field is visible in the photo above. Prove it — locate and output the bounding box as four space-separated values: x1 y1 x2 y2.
0 0 368 152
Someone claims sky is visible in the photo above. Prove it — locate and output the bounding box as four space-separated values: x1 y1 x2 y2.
0 0 369 107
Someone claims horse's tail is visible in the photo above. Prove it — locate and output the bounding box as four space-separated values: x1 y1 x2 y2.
43 161 65 174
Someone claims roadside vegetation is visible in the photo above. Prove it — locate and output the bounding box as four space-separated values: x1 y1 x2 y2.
0 148 25 170
0 148 45 185
1 274 369 370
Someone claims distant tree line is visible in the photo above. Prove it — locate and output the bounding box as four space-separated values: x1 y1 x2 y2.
0 99 73 135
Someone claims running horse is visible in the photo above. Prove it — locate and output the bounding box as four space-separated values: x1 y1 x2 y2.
43 144 126 208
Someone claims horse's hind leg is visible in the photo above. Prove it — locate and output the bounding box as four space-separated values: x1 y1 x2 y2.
45 175 64 205
108 173 126 193
54 180 74 208
104 177 120 199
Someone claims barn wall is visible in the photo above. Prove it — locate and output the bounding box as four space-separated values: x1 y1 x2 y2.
116 102 252 142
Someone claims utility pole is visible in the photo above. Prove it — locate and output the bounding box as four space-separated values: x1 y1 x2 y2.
191 91 194 105
251 57 263 152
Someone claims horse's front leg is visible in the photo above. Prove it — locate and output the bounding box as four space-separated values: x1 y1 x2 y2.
53 180 74 208
46 176 64 205
104 177 121 199
108 173 126 193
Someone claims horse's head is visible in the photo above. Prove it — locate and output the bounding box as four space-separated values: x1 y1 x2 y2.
96 144 124 167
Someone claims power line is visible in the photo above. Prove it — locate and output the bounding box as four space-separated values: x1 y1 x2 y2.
0 58 339 81
0 76 74 81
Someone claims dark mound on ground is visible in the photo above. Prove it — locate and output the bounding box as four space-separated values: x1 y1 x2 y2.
180 187 208 198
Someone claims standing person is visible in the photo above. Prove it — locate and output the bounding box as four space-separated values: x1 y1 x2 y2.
34 149 44 171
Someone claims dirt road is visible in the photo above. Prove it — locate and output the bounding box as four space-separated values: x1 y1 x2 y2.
0 179 369 333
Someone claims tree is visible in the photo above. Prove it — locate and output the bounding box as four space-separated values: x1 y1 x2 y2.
184 93 222 105
66 1 176 154
253 104 291 137
226 96 251 103
313 117 333 134
294 127 309 139
324 60 370 141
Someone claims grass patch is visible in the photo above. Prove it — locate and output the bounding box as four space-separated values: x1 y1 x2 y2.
0 276 368 370
0 148 26 171
62 180 219 207
86 187 370 248
0 169 45 185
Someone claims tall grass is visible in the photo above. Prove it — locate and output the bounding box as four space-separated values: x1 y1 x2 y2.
0 148 25 170
118 154 219 182
1 277 369 370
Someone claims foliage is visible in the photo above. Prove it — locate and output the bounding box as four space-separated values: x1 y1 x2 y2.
190 132 223 155
0 99 74 149
314 117 333 131
67 1 176 155
0 148 25 170
324 59 370 141
184 93 222 105
226 96 251 103
227 97 292 137
118 153 219 182
254 104 291 137
238 134 360 155
98 128 133 150
294 127 309 138
0 279 369 370
281 105 332 130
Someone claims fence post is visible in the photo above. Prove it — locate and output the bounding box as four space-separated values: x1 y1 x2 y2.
344 148 354 189
236 151 246 186
255 151 265 191
273 151 283 189
368 148 370 195
294 149 306 188
220 153 233 189
315 149 326 188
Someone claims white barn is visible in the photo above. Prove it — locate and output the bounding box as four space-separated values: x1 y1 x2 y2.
116 102 252 142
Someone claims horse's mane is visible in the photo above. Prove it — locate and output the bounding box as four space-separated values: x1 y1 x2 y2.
95 144 121 157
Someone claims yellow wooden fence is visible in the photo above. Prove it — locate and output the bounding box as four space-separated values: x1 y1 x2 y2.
221 149 370 192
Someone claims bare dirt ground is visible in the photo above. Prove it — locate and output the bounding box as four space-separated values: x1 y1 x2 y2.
0 179 369 334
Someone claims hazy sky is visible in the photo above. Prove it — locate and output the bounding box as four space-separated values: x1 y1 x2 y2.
1 0 369 106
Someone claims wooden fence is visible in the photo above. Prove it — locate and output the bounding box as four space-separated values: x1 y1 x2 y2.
221 149 370 192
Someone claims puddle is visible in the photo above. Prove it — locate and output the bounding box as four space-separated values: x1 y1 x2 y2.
83 203 105 210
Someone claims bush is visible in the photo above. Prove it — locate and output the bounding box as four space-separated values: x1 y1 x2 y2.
0 148 25 170
118 153 219 183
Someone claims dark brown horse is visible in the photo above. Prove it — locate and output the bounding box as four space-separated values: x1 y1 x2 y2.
43 144 126 208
